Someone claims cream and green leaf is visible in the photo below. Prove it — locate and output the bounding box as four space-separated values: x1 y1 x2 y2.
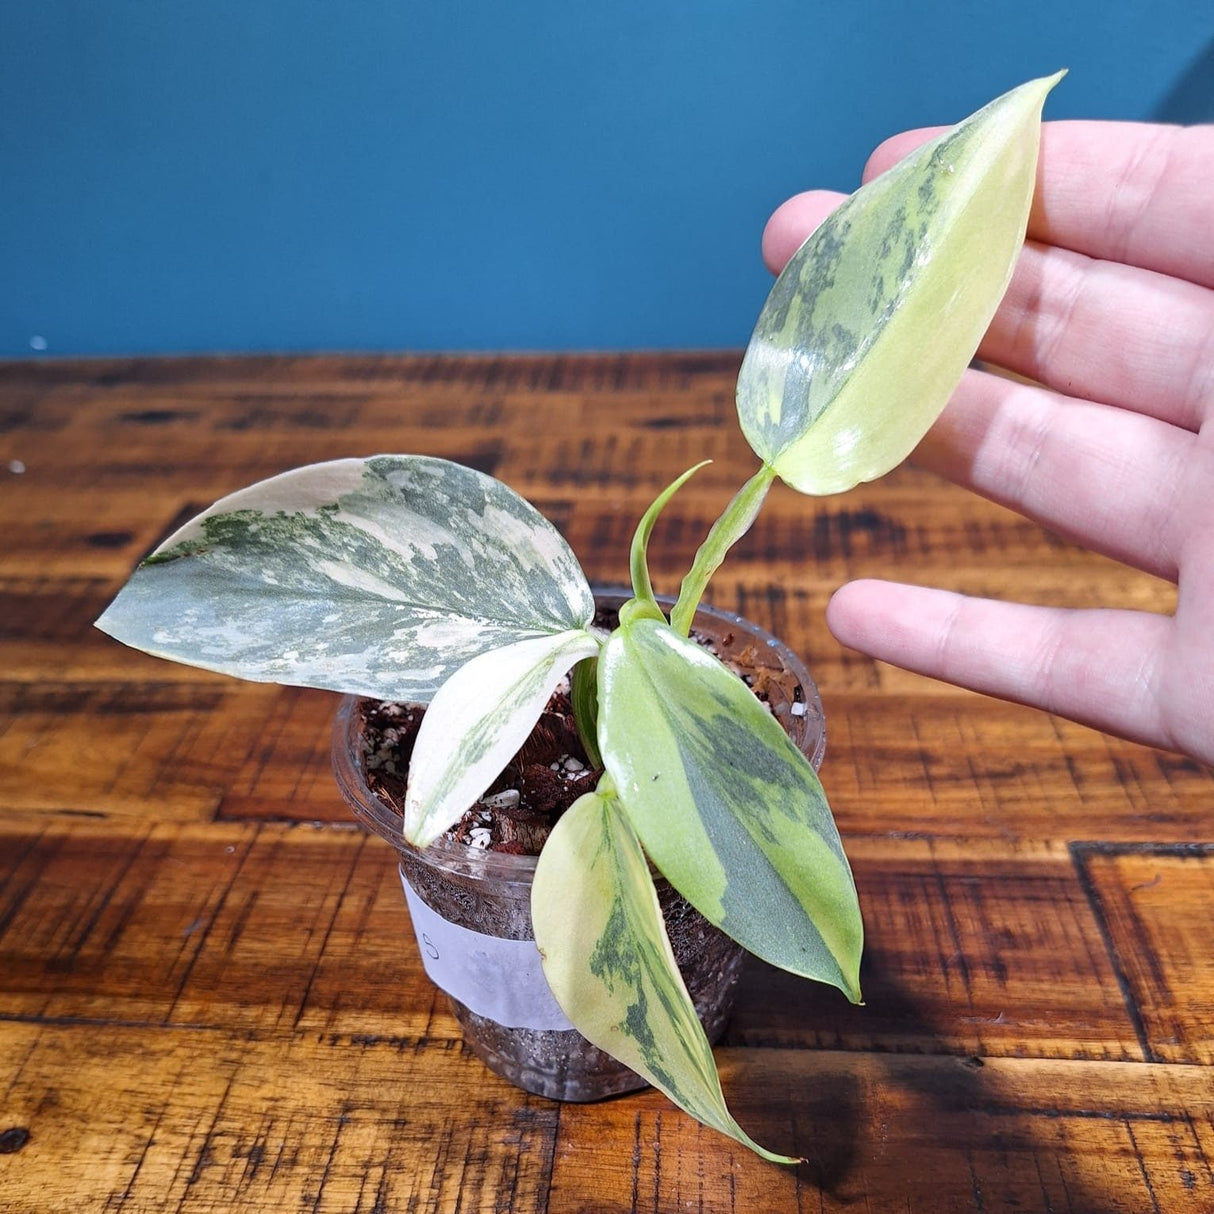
533 787 799 1164
738 72 1063 496
404 629 600 847
96 456 595 702
598 618 863 1001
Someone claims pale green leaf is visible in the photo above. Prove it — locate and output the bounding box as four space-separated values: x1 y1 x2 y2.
669 465 774 636
533 787 798 1164
739 72 1064 495
405 629 600 846
598 619 863 1000
629 461 710 618
96 456 594 701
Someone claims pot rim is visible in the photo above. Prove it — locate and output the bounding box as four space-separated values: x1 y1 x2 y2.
331 588 825 887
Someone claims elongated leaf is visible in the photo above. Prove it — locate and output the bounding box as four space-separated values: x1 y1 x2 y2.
533 787 798 1164
629 461 709 618
669 465 774 636
598 619 862 1000
96 456 594 701
738 72 1063 495
405 629 600 846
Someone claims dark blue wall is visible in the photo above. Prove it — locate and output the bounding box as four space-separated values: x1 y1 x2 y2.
3 3 1210 357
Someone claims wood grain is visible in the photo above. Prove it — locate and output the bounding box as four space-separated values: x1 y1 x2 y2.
1076 844 1214 1065
2 354 1211 1212
547 1051 1214 1214
0 1021 559 1214
726 837 1144 1061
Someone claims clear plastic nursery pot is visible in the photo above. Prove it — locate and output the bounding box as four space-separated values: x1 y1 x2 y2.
330 593 826 1102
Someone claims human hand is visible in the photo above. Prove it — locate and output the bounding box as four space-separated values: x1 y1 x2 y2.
763 121 1214 765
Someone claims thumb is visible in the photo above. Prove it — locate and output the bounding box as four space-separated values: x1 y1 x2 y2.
761 190 847 274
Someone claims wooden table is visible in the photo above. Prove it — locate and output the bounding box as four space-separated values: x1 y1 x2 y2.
2 354 1211 1213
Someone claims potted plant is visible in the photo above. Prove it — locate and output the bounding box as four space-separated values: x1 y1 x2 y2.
329 585 828 1109
96 74 1061 1162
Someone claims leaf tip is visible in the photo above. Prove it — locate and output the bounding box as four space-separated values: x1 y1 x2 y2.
748 1141 805 1167
844 962 864 1007
1007 68 1067 114
771 1153 806 1168
1035 68 1068 100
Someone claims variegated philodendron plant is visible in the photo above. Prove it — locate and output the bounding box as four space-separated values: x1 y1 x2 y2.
97 75 1061 1162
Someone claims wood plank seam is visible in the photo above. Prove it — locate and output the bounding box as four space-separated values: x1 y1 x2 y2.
290 831 370 1031
161 828 261 1026
5 354 1213 1210
1067 841 1214 1067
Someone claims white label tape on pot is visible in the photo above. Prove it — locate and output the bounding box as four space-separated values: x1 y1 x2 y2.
401 872 575 1032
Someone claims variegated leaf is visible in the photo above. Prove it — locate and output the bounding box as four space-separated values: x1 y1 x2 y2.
96 456 595 701
404 629 600 846
739 72 1063 495
598 619 863 1000
532 787 798 1164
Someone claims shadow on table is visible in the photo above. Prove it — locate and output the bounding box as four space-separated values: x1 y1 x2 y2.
722 955 1123 1212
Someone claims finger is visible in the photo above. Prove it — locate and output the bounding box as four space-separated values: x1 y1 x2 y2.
978 240 1214 432
861 127 945 181
1165 552 1214 766
826 579 1177 754
761 190 847 274
865 121 1214 290
916 368 1197 583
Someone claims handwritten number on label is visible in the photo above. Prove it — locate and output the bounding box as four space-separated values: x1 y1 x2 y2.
422 933 439 961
